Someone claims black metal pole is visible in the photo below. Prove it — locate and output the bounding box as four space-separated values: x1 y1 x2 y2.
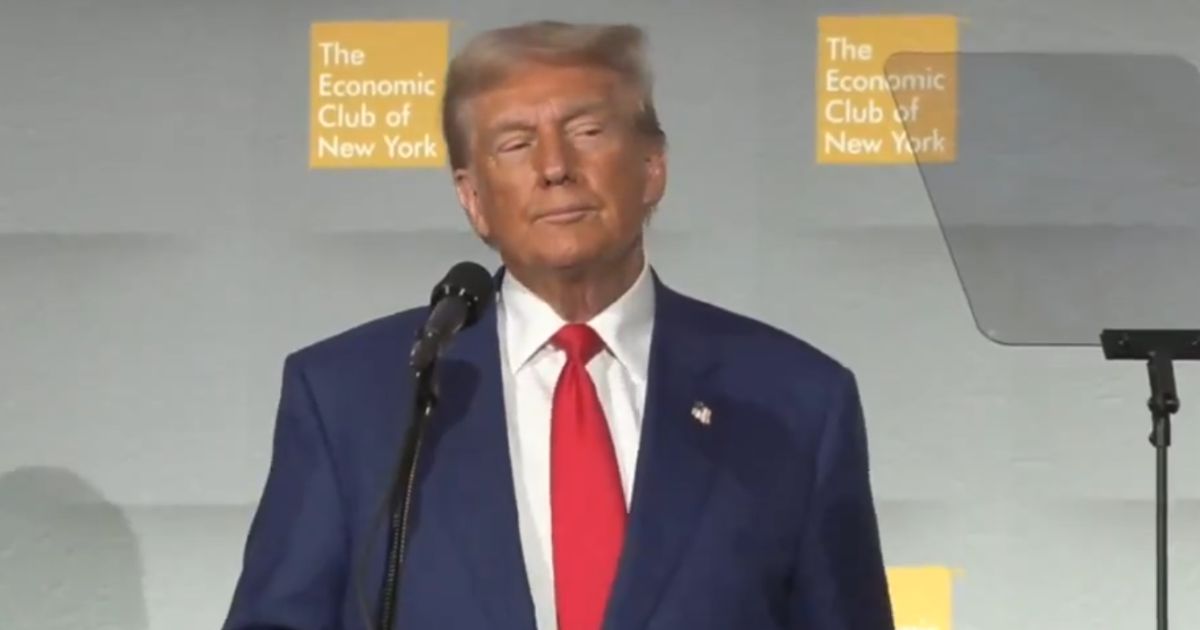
378 363 438 630
1146 351 1175 630
1156 436 1168 630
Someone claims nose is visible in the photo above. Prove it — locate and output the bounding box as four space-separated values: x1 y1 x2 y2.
533 130 575 186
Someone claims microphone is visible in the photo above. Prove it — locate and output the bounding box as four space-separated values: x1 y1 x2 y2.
366 261 494 630
409 261 495 372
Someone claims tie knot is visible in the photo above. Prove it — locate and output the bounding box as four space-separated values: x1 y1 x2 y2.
552 323 604 364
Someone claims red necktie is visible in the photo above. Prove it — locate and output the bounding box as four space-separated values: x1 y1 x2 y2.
550 323 626 630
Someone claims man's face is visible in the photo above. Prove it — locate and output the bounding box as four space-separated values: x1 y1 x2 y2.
454 62 666 276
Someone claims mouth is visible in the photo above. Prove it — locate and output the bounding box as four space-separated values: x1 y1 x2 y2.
534 204 597 224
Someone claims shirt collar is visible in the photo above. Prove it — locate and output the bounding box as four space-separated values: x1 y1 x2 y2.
499 259 655 382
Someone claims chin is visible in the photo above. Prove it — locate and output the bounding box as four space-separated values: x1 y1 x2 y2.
505 235 634 276
542 256 599 273
531 248 606 275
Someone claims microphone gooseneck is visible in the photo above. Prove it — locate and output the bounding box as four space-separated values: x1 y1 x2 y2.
354 261 494 630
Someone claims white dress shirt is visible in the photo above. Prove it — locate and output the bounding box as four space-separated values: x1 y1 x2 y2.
496 261 656 630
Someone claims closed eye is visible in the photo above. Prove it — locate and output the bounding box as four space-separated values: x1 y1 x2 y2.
498 140 531 152
566 123 607 145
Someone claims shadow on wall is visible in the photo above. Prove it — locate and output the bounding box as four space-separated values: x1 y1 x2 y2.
0 466 148 630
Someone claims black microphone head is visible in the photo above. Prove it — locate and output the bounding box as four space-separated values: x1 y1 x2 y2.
430 261 494 328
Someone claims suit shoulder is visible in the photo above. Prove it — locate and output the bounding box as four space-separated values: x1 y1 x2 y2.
286 306 428 374
670 291 852 383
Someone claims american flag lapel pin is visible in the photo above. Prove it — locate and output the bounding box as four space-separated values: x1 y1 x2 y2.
691 401 712 426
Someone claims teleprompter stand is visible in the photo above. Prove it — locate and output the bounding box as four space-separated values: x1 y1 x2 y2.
1100 329 1200 630
881 49 1200 627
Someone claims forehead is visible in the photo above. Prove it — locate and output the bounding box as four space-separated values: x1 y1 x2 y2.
469 63 629 127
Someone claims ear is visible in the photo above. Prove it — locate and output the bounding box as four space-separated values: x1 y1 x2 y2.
454 167 492 242
641 141 667 208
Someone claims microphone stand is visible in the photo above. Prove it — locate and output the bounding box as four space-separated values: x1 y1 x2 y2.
1100 329 1200 630
377 359 439 630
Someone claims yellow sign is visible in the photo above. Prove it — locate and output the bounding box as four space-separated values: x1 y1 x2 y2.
309 21 449 168
887 566 955 629
815 15 958 164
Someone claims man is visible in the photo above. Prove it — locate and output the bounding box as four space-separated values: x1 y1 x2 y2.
224 20 893 630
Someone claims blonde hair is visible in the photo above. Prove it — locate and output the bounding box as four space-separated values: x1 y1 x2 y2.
441 20 666 170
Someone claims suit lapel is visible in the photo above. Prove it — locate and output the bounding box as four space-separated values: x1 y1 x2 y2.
603 278 721 630
420 295 538 630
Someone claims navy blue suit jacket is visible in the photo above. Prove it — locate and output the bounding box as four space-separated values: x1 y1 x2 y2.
223 273 894 629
